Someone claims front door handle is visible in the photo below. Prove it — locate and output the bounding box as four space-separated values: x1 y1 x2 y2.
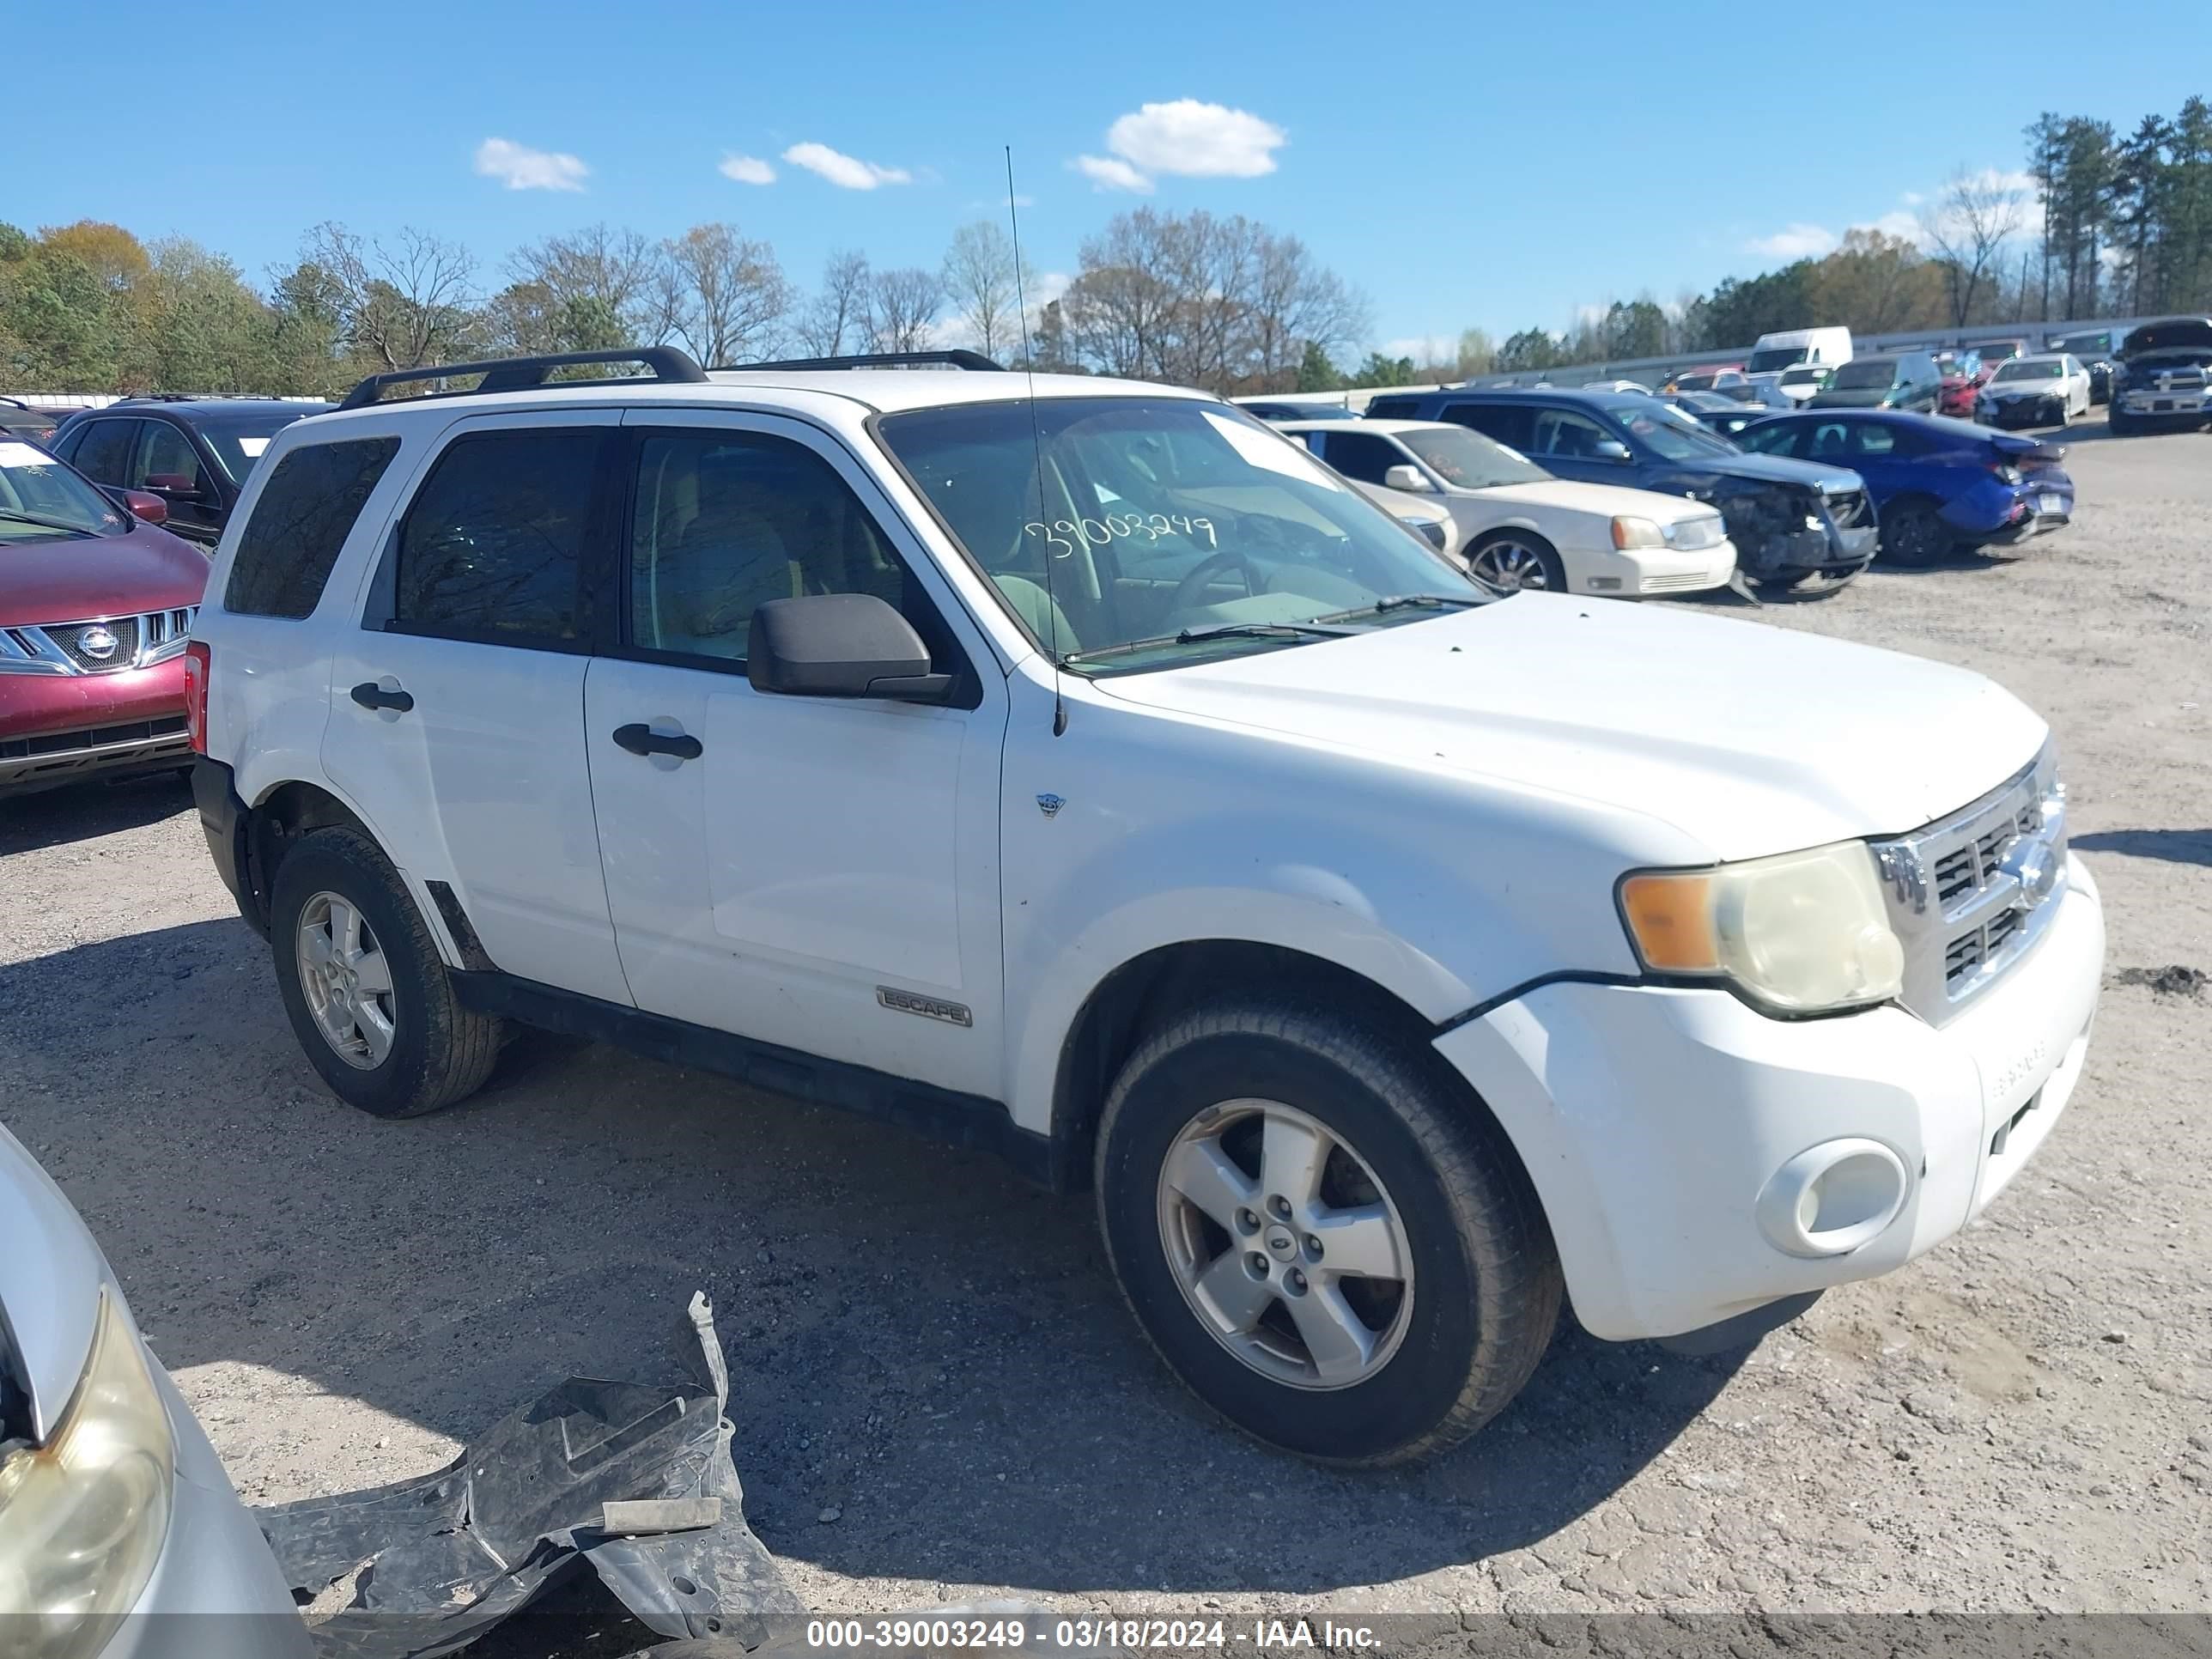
349 681 414 713
612 722 703 761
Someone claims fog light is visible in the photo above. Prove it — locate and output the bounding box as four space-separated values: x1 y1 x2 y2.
1588 577 1623 591
1754 1138 1908 1258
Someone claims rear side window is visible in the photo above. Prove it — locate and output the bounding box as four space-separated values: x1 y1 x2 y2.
69 419 139 483
392 429 601 644
1440 403 1534 449
225 437 401 618
1363 397 1423 420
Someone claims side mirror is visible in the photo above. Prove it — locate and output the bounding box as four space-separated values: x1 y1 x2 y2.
121 489 168 526
1382 464 1431 493
747 592 951 702
1593 440 1633 463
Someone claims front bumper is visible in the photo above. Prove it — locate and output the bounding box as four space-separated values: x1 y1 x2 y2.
0 660 190 794
191 756 266 936
2115 388 2209 422
1571 537 1738 597
1982 397 2067 428
1436 856 2104 1341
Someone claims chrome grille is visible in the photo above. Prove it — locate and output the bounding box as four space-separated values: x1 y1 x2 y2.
0 607 198 675
1869 744 2066 1025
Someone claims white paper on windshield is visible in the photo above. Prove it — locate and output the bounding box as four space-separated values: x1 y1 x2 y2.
0 441 57 469
1200 409 1345 490
236 435 271 457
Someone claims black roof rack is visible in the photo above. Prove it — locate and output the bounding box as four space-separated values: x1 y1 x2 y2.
335 347 709 412
722 349 1005 373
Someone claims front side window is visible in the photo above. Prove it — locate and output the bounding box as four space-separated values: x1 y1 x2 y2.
226 437 401 618
879 397 1482 672
628 430 910 664
1528 407 1616 459
393 429 599 642
134 421 210 495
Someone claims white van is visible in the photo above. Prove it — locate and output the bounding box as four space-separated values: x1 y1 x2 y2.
1747 325 1854 377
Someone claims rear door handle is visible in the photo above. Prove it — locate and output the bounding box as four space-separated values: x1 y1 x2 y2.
612 723 703 761
349 681 414 713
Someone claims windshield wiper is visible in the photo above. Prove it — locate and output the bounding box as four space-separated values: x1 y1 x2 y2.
1062 620 1353 665
0 507 92 535
1310 593 1486 623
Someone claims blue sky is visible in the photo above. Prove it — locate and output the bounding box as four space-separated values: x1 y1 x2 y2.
13 0 2208 356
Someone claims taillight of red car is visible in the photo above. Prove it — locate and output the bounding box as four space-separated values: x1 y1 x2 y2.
183 641 211 754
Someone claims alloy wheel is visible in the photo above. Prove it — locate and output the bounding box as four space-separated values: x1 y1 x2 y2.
1468 538 1552 591
1155 1099 1414 1390
295 891 397 1069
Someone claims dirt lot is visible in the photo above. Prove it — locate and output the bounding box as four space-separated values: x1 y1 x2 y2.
2 421 2207 1639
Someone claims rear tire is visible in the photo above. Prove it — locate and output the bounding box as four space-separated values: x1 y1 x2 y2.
1094 996 1561 1466
269 827 503 1119
1880 498 1951 568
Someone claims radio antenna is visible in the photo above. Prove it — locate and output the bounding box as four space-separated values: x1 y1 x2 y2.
1005 146 1066 737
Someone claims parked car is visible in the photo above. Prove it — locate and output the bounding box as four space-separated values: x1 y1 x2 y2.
1807 351 1944 413
1657 389 1747 425
1278 437 1461 556
1364 386 1878 592
1579 378 1655 395
1975 355 2094 428
191 346 2100 1468
1969 337 2029 373
47 398 334 549
1662 366 1746 393
2108 315 2212 434
1733 410 2074 566
2040 328 2120 402
0 397 60 444
1745 325 1853 377
1280 416 1734 595
1231 395 1354 422
0 1118 313 1658
1771 364 1831 404
1 438 208 795
1936 350 1984 417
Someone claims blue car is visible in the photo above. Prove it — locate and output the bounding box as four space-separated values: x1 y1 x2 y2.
1364 386 1880 592
1731 410 2073 568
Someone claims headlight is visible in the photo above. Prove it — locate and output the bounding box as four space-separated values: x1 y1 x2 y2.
1611 515 1665 550
1397 514 1449 552
0 1291 175 1659
1618 840 1905 1015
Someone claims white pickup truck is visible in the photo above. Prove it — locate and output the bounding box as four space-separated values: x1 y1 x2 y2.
187 348 2103 1466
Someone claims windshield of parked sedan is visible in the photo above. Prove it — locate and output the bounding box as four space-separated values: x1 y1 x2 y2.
1612 403 1735 460
1994 361 2064 381
1978 341 2022 363
2047 335 2105 356
199 410 324 483
1830 360 1900 389
1397 426 1550 489
1747 346 1809 372
878 398 1488 672
1778 366 1825 386
0 441 126 540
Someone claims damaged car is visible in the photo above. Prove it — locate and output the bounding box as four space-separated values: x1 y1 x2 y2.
2108 315 2212 435
1365 386 1877 592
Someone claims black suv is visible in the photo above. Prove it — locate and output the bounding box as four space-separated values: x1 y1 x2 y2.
2108 317 2212 435
1363 387 1879 592
47 398 334 547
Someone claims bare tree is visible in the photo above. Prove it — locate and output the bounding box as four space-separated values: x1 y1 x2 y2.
303 222 478 369
940 222 1018 360
659 224 790 366
1922 169 2027 326
506 223 659 341
794 250 872 356
866 268 943 353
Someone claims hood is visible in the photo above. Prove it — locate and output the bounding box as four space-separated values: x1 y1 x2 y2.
1462 478 1716 524
0 1121 107 1443
2120 319 2212 358
1808 386 1895 408
1696 448 1862 493
1095 597 2045 861
0 522 208 628
1984 381 2067 401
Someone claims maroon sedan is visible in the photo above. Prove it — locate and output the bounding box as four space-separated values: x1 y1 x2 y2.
1 439 209 796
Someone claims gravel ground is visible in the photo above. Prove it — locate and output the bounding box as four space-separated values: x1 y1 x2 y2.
1 421 2207 1642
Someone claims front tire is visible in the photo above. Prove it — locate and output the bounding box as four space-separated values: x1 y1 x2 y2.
1095 998 1561 1466
1466 531 1569 594
269 827 504 1119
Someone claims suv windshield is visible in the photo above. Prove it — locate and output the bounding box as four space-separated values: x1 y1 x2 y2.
1398 426 1550 489
0 440 125 542
1830 360 1899 390
1747 346 1808 372
2046 334 2106 356
1993 360 2063 381
200 410 326 483
878 398 1486 672
1978 341 2022 363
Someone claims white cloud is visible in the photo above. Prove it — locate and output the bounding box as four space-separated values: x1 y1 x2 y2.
720 154 775 185
1104 99 1286 179
1745 222 1839 260
1031 270 1073 307
781 142 912 190
1901 191 1925 207
474 137 588 192
1073 154 1153 194
1859 210 1922 241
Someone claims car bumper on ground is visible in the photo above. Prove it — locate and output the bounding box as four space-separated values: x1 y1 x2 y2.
1572 538 1739 598
0 659 191 794
1435 855 2104 1343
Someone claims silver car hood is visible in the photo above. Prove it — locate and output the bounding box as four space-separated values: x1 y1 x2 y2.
0 1120 106 1442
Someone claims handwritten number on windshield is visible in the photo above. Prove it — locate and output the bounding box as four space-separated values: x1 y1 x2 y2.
1024 514 1216 556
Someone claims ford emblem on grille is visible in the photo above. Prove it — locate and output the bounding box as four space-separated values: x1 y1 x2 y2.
1998 837 2061 909
78 625 119 661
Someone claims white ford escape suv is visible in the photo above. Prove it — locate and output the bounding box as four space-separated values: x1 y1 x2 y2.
185 347 2103 1466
